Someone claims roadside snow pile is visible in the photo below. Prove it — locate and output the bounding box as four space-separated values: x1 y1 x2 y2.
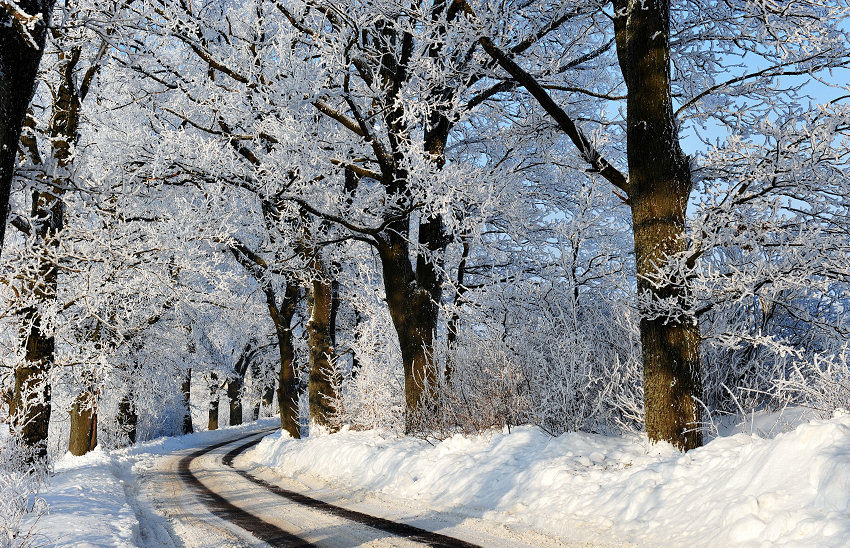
245 413 850 547
19 418 280 547
29 447 140 547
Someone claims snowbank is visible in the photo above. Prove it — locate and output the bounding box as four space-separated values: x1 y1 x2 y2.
20 418 281 547
244 414 850 547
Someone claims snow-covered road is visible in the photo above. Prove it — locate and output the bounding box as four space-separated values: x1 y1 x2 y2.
143 426 570 547
23 411 850 546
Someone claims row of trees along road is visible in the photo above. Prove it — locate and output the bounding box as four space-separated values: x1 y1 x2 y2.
1 0 849 465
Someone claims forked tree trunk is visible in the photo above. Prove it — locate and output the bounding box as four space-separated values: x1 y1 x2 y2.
613 0 702 450
229 243 300 438
377 231 441 433
181 368 193 434
208 372 219 431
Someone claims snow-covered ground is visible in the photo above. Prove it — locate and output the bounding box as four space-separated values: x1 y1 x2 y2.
16 418 281 547
241 411 850 548
13 411 850 547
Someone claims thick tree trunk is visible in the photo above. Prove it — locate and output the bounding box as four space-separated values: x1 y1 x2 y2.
11 200 61 461
614 0 702 451
117 392 137 445
208 372 219 431
306 271 337 431
10 46 81 460
456 0 701 450
181 368 193 434
0 0 55 259
10 325 53 460
377 232 441 433
227 378 242 426
267 282 300 438
68 391 97 456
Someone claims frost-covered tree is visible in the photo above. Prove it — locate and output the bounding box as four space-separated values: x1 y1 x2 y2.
0 0 57 259
453 0 850 449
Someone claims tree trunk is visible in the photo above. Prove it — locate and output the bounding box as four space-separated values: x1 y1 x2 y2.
445 236 470 384
0 0 55 259
259 381 275 419
117 391 137 445
267 282 300 438
613 0 702 450
467 0 703 451
228 243 300 438
181 368 193 434
10 46 82 460
68 391 97 456
306 270 337 431
208 372 219 431
377 231 441 433
12 192 61 461
10 329 53 460
227 378 242 426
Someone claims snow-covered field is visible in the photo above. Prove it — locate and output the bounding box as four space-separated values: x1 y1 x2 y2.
13 411 850 547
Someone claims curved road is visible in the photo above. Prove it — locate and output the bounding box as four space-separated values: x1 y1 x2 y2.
142 427 565 548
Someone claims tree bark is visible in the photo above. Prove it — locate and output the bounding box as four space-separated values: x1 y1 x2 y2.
612 0 702 451
68 390 97 456
377 229 441 433
227 243 301 438
227 378 243 426
11 46 81 460
0 0 55 259
208 372 219 431
465 0 703 450
181 368 193 434
306 263 337 431
254 379 275 420
117 391 137 445
445 236 470 384
267 282 301 438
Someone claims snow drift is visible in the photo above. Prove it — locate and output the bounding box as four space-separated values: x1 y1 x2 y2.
244 413 850 547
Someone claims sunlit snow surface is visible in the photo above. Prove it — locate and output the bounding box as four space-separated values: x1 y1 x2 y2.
243 412 850 547
21 412 850 547
21 418 282 547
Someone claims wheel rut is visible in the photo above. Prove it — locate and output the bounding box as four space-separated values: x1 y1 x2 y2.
178 429 481 548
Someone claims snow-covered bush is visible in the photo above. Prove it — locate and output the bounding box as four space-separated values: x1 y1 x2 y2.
407 278 643 438
0 432 46 548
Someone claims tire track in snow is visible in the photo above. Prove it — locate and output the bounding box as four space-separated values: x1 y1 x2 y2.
178 430 311 547
222 436 481 548
179 429 481 548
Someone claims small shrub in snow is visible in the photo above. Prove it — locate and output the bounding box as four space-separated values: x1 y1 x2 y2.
0 433 46 548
